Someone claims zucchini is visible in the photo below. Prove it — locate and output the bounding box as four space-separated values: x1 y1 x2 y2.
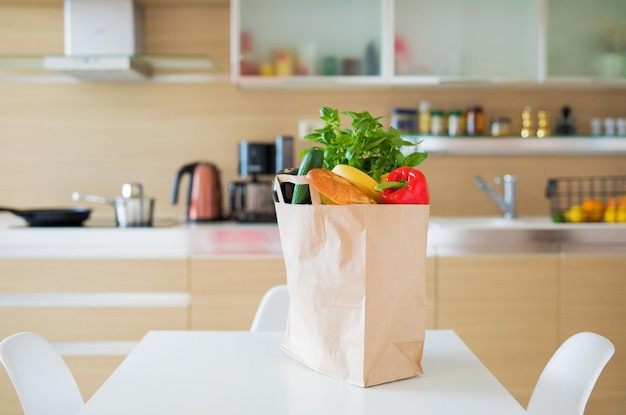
291 147 324 204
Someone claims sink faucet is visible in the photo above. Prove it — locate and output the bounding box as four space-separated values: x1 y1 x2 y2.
474 174 517 219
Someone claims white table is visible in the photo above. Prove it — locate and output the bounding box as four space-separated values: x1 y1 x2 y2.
78 330 526 415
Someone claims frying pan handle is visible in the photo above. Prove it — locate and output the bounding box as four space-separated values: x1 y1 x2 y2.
0 207 22 215
71 192 114 206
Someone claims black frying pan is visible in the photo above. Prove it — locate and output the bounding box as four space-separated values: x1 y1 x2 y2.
0 207 92 227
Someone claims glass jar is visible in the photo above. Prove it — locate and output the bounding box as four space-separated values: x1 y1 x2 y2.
521 105 534 137
447 110 464 137
418 101 431 135
536 110 551 138
490 117 512 137
430 110 446 136
391 108 418 134
466 105 485 136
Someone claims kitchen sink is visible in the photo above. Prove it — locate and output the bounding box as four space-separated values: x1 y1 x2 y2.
428 216 626 245
429 216 553 229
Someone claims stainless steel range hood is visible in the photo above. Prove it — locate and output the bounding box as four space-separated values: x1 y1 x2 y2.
43 0 152 81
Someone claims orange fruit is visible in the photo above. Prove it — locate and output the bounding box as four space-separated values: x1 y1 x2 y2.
581 199 605 222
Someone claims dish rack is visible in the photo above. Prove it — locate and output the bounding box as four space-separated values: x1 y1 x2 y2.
545 175 626 221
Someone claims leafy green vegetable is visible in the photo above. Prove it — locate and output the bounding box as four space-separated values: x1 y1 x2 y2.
299 106 427 181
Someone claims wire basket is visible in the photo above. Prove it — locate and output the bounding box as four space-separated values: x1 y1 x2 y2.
545 175 626 222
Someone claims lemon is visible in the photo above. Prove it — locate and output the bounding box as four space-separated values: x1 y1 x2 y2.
617 207 626 224
604 207 617 223
565 205 586 223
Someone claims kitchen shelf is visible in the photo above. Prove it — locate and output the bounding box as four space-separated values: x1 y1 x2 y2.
403 136 626 156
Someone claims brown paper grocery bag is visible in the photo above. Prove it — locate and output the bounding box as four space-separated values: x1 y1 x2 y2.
274 174 429 387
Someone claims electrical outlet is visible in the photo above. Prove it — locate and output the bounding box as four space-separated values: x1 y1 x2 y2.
298 119 325 139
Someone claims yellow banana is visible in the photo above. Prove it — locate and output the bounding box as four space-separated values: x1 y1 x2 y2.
331 164 382 203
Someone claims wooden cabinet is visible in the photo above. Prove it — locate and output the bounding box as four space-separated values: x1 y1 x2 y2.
190 258 287 330
190 257 436 330
437 252 560 407
394 0 538 81
0 258 189 415
547 0 626 80
231 0 384 87
232 0 626 88
560 246 626 415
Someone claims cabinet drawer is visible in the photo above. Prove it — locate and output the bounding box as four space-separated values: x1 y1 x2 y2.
0 307 188 341
0 259 188 293
191 258 286 330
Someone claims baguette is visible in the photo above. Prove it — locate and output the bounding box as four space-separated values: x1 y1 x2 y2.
306 168 377 205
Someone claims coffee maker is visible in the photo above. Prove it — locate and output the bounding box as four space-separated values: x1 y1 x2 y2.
230 136 293 222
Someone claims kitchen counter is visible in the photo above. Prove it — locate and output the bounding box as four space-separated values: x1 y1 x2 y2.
1 215 625 258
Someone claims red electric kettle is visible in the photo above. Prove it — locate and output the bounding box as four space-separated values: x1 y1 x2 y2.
172 162 223 221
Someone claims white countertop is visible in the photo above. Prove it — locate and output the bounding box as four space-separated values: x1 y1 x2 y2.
1 215 624 259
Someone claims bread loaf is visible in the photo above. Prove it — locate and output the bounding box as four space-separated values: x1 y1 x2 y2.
306 168 377 205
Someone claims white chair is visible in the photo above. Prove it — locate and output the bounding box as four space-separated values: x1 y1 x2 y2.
526 331 615 415
0 332 84 415
250 284 289 332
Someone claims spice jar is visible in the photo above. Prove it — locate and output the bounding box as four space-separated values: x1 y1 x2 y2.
418 101 431 135
466 106 485 136
490 117 512 137
447 110 464 137
430 110 446 136
391 108 418 134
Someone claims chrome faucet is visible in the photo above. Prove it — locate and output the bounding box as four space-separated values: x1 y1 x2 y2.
474 174 517 219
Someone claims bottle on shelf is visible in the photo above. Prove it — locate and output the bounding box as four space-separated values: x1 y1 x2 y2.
430 110 446 136
466 106 485 136
536 110 551 138
418 101 431 135
391 108 418 134
447 110 464 137
520 106 534 138
555 106 577 135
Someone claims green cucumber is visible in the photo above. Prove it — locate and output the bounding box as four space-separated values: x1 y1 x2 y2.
291 147 324 204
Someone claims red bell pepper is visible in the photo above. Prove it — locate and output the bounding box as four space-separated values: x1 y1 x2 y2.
376 167 429 204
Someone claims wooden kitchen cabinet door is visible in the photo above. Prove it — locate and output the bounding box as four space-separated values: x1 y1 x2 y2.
190 258 287 330
437 254 559 408
191 257 435 331
560 247 626 415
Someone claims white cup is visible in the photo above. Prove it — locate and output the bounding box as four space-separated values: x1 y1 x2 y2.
617 118 626 136
604 118 616 136
591 118 602 136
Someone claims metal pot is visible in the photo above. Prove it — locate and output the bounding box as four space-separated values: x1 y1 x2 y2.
72 182 154 227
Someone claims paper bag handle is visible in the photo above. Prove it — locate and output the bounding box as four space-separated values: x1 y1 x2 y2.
274 174 321 205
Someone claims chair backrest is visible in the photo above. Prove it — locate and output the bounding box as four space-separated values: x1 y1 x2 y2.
0 332 84 415
526 332 615 415
250 284 289 332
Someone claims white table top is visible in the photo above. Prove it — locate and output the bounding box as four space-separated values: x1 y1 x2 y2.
78 330 526 415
